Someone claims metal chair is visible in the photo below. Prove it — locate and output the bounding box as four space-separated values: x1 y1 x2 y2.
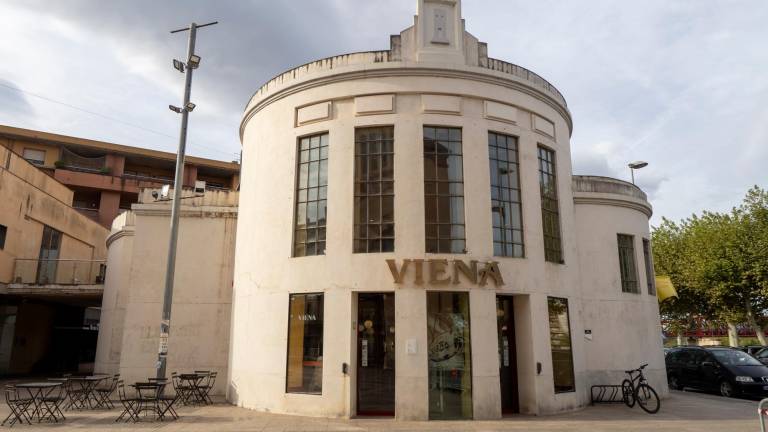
149 379 178 421
199 371 217 404
93 374 119 409
1 386 33 427
38 384 66 422
115 380 138 423
171 372 192 405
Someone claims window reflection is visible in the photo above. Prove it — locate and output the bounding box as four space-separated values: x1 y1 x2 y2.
538 146 562 263
427 292 472 419
547 297 574 393
286 293 324 394
424 127 465 254
294 134 328 257
489 133 524 257
354 127 395 253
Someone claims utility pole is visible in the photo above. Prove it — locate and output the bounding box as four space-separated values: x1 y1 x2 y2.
157 20 218 379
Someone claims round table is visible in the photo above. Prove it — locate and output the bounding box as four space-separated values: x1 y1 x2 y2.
15 382 64 423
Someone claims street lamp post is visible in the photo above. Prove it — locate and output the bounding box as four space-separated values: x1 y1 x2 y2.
627 161 648 185
156 20 218 380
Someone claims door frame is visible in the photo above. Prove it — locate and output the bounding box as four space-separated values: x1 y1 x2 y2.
355 292 396 417
496 294 520 415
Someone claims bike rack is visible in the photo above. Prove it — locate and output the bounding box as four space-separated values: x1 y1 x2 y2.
590 385 626 405
759 398 768 432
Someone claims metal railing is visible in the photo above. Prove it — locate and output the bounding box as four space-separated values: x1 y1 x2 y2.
12 259 107 285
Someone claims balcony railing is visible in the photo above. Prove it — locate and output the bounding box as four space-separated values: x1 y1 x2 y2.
12 259 106 285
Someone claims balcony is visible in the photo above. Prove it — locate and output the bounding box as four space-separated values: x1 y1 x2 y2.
5 259 106 298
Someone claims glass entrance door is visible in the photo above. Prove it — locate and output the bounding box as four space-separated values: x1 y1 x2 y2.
496 296 519 414
427 291 472 420
356 293 395 416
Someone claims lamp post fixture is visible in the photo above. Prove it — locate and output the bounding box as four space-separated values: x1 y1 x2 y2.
627 161 648 185
157 20 217 380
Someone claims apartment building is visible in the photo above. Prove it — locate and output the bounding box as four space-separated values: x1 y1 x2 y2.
0 125 240 227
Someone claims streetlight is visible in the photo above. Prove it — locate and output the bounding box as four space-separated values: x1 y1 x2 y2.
628 161 648 185
156 20 218 381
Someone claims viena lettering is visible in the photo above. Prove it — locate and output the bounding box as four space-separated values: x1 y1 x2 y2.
386 259 504 288
297 314 317 321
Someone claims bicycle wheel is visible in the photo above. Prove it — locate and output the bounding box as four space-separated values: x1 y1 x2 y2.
636 383 660 414
621 379 635 408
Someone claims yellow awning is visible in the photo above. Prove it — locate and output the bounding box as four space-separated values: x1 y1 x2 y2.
656 276 678 302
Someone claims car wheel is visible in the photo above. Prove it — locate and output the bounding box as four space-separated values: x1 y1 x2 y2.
719 381 735 398
668 375 682 391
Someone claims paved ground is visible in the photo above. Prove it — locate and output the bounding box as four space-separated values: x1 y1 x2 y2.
0 391 762 431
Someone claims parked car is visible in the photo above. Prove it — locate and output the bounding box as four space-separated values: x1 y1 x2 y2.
755 348 768 365
737 345 767 356
666 346 768 398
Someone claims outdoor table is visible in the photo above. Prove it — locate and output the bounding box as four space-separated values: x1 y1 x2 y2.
66 376 107 409
129 382 163 422
15 382 64 423
178 373 207 405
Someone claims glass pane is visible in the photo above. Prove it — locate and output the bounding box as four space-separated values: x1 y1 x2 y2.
547 297 575 393
382 196 394 222
286 294 324 394
427 292 472 420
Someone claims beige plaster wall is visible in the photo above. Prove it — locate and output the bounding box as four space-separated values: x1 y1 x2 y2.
233 67 589 419
573 198 668 397
95 190 237 395
0 145 107 284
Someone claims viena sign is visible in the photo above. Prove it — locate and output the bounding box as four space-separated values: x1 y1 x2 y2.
386 259 505 287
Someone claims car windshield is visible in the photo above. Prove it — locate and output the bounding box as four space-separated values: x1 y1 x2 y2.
758 349 768 359
710 349 763 366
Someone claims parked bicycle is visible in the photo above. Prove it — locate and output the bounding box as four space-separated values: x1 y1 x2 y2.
622 363 661 414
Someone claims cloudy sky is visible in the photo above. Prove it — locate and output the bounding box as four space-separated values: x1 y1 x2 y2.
1 0 766 226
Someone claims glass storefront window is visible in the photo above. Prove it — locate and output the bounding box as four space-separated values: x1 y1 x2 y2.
427 292 472 419
547 297 575 393
286 293 324 394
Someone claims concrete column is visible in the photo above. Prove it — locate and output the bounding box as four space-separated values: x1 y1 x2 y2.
470 289 502 419
105 154 125 177
395 288 428 420
183 164 198 188
98 191 121 227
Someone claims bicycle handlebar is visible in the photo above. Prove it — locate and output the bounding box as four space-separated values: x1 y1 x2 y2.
624 364 649 374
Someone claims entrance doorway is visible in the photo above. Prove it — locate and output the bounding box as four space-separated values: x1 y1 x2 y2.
496 296 519 414
427 291 472 420
356 293 395 416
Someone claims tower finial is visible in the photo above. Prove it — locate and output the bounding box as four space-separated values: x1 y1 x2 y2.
415 0 465 63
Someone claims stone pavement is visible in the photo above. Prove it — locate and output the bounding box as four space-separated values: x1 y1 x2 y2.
0 390 761 431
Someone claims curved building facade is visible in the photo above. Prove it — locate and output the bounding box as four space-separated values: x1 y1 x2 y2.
230 0 665 420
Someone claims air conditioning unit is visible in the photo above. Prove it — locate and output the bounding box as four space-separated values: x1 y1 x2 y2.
194 180 206 194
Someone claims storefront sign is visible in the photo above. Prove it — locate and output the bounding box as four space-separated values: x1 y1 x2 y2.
385 259 504 287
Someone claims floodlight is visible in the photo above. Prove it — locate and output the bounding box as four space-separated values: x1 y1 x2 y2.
628 161 649 169
185 102 196 112
172 59 185 73
188 54 201 69
169 105 183 113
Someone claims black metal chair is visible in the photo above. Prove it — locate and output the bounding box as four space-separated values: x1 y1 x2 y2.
171 372 192 405
199 371 217 404
115 380 138 423
149 379 178 421
93 374 119 409
38 383 66 422
2 386 33 427
63 378 90 410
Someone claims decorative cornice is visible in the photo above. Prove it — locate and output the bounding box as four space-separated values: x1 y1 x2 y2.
573 195 653 218
106 227 134 248
131 208 239 218
240 66 573 140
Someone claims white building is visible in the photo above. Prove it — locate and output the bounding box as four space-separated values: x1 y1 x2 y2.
229 0 665 421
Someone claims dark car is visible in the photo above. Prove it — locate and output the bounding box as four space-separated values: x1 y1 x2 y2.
737 345 767 356
755 348 768 365
666 346 768 398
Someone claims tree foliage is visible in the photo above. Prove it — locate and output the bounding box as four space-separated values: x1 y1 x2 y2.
653 186 768 339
